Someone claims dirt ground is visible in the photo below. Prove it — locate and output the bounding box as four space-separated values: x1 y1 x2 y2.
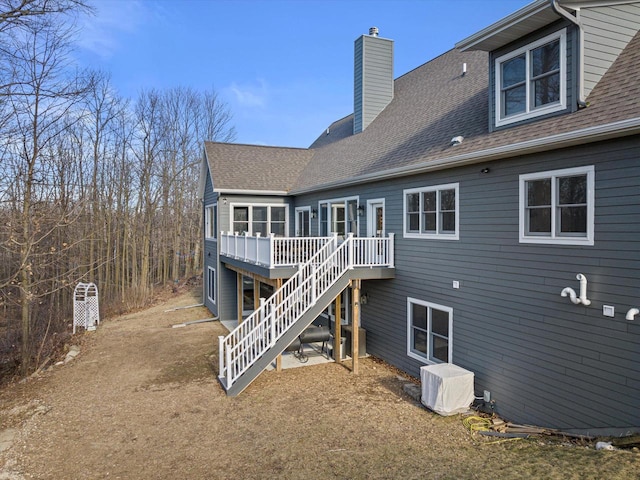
0 289 638 480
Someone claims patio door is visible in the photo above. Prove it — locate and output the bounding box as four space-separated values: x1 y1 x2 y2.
295 207 311 237
367 199 385 237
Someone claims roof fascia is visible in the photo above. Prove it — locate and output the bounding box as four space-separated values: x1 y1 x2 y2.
197 147 210 200
290 117 640 195
456 0 550 51
456 0 637 51
214 188 290 196
559 0 639 8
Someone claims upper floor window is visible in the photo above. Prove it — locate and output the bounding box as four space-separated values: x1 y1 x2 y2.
232 204 288 237
495 30 566 127
403 183 459 240
519 165 594 245
205 204 217 240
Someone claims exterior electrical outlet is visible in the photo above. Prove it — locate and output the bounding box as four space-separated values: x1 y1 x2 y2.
483 390 491 403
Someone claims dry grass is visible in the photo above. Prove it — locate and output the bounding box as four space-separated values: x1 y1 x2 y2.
0 289 637 480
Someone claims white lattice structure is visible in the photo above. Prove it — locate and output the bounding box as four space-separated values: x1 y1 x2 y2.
73 283 100 334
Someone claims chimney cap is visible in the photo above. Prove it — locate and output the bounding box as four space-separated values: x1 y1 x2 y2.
369 27 379 36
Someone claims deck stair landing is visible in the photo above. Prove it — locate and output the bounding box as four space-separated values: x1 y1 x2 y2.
218 233 394 396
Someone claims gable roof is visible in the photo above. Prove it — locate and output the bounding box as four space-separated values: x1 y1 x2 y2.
203 142 314 194
290 28 640 193
455 0 639 52
204 13 640 197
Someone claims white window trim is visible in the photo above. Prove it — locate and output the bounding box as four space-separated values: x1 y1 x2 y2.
317 195 360 237
205 204 217 240
295 206 311 237
495 29 567 127
403 183 459 240
366 198 386 238
230 203 289 237
207 266 216 305
406 297 453 364
519 165 594 246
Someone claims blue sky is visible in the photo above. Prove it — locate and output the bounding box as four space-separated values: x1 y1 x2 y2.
75 0 530 147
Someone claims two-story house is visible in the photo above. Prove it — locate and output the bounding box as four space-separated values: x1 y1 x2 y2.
199 0 640 434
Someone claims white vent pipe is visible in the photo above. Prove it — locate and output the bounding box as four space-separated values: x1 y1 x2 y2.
561 273 591 306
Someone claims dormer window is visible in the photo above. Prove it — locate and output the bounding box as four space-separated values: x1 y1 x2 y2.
495 30 566 127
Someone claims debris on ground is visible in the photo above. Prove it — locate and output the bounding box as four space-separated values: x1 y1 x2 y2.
461 412 640 451
64 345 80 364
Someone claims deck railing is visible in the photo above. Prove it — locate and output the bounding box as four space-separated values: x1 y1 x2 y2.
220 232 334 267
218 233 395 392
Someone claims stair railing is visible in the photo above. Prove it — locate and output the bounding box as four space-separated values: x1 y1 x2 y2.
218 233 394 390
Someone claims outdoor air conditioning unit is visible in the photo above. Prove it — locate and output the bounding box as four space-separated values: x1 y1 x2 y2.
420 363 474 416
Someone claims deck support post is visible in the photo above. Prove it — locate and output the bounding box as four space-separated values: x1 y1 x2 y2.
237 272 243 324
253 278 260 311
334 293 342 365
351 279 361 374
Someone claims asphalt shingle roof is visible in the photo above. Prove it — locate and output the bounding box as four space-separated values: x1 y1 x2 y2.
205 29 640 194
204 142 314 192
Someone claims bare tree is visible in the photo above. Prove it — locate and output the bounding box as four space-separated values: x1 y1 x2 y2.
0 0 91 32
1 16 92 373
0 1 237 380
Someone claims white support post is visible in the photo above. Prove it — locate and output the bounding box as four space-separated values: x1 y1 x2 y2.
311 265 317 305
347 233 354 269
255 232 261 264
269 233 275 266
258 297 266 348
270 302 277 346
388 233 395 268
226 343 232 386
218 335 225 379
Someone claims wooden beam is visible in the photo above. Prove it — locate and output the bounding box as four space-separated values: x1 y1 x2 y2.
253 278 260 311
237 272 243 324
224 263 280 288
351 279 361 374
334 293 342 364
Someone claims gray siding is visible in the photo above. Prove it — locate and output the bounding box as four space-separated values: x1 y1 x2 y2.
215 194 293 321
581 3 640 97
353 34 394 134
203 170 219 316
294 136 639 430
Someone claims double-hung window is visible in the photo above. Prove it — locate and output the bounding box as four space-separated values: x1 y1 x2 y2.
495 30 566 127
270 206 286 236
519 166 594 245
232 204 288 237
407 298 452 364
205 204 217 240
404 183 459 239
233 206 250 234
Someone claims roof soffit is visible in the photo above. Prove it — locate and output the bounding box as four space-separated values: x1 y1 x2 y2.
456 0 639 52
